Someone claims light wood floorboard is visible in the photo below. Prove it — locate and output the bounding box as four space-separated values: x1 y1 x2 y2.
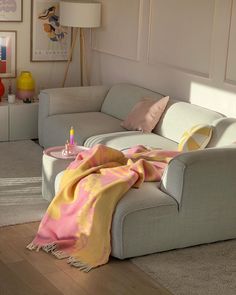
0 222 173 295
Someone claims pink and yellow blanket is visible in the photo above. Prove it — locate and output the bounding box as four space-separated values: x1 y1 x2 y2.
27 144 179 271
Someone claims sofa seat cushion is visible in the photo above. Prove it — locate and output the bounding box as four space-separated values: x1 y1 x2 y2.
111 182 179 258
43 112 125 148
84 131 178 150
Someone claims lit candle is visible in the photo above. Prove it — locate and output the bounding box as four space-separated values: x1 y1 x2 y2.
70 126 74 145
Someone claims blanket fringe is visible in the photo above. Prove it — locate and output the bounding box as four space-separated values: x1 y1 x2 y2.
68 257 93 272
26 242 42 252
42 243 57 253
52 250 70 259
26 242 93 272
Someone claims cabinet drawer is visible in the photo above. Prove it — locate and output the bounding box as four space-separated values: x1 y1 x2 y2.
9 102 38 141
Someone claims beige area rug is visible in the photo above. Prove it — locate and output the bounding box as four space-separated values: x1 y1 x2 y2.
0 140 49 227
131 239 236 295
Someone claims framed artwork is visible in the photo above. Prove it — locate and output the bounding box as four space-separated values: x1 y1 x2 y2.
0 0 23 22
0 31 17 78
31 0 72 61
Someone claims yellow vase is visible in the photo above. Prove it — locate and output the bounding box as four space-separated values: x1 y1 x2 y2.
17 71 35 102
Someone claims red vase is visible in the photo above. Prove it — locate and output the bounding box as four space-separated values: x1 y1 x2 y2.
0 78 5 102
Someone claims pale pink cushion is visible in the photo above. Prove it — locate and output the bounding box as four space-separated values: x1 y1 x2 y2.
121 96 169 132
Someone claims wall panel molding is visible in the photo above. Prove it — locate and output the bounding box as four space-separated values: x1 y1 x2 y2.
91 0 143 61
147 0 216 78
224 0 236 85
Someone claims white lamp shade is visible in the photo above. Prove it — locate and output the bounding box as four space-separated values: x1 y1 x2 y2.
60 1 101 28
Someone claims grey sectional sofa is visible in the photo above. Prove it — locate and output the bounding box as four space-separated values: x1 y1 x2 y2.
39 83 236 259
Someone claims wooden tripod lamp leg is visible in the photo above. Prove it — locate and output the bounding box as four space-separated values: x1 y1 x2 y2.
62 27 79 88
80 28 89 86
80 28 84 86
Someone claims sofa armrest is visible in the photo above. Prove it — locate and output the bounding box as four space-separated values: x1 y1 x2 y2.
160 146 236 209
38 85 110 146
39 85 110 116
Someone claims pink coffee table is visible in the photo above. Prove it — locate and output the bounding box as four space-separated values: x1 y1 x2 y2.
44 145 88 159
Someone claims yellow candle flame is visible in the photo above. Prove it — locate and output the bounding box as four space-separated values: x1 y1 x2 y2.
70 126 74 136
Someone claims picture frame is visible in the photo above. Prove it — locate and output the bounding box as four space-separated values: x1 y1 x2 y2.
31 0 72 62
0 31 17 78
0 0 23 22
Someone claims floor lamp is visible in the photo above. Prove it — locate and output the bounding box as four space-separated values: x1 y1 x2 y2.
60 1 101 87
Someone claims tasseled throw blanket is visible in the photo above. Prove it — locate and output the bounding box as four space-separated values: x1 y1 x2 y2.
27 144 180 272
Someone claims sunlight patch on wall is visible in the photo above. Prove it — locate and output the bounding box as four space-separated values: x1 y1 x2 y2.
190 82 236 117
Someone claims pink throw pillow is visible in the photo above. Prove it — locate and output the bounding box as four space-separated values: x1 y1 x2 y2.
121 96 169 132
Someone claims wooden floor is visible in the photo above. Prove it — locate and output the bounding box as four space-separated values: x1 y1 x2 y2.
0 222 172 295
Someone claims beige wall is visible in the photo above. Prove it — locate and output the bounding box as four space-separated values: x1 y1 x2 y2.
0 1 80 95
91 0 236 117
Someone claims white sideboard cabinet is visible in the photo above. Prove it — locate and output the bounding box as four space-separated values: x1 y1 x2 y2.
0 102 9 141
0 100 38 141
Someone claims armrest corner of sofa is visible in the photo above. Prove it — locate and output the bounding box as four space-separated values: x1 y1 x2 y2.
160 147 236 209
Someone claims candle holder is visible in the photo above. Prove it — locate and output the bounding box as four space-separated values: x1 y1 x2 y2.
61 126 77 157
62 141 78 157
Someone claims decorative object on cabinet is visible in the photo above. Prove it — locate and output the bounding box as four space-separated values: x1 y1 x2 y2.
0 0 23 22
0 77 5 101
31 0 72 61
16 71 35 103
60 1 101 87
8 94 16 104
7 79 15 103
0 31 16 78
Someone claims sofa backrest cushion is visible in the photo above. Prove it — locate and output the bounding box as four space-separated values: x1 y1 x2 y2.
207 117 236 147
101 84 163 120
154 101 223 143
101 83 224 143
